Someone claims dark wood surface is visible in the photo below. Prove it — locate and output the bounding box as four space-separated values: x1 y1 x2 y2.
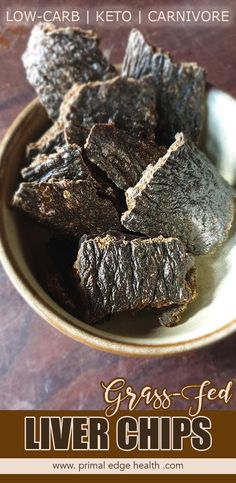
0 0 236 410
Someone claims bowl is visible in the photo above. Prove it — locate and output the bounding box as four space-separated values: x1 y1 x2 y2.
0 88 236 357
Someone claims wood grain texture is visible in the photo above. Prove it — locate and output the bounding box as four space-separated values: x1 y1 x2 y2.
0 0 236 409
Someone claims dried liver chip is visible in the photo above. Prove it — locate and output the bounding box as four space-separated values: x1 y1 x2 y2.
157 304 187 328
60 75 157 140
47 270 79 317
21 144 91 183
24 141 124 213
122 133 235 255
157 269 197 327
64 121 90 148
46 236 81 318
12 180 121 237
64 122 126 209
122 28 154 78
85 123 166 190
74 233 195 324
26 121 65 162
22 22 116 120
153 56 206 146
121 28 206 146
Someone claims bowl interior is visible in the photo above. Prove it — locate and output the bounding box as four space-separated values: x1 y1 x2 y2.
1 88 236 354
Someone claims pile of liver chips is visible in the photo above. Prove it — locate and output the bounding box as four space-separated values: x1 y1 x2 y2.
12 24 235 327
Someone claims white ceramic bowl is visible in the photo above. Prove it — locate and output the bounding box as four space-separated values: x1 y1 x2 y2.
0 87 236 357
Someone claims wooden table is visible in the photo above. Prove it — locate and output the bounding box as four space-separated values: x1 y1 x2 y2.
0 0 236 410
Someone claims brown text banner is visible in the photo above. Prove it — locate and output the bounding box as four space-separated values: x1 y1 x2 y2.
0 411 234 458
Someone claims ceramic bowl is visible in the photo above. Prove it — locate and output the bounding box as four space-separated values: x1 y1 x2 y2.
0 88 236 357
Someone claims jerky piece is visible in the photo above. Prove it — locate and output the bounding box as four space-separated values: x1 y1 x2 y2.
47 271 79 317
157 304 188 327
122 28 154 78
64 121 90 148
24 141 124 213
21 144 90 183
153 56 206 146
121 28 206 145
122 133 235 255
157 269 197 327
26 121 65 162
46 236 81 318
12 180 121 237
22 23 116 120
60 75 157 140
74 234 195 324
64 123 124 209
85 123 166 190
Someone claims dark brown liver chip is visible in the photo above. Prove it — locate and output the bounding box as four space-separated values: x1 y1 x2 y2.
157 269 196 327
12 180 121 237
157 304 188 328
46 270 79 317
121 133 235 255
59 75 157 140
24 141 124 214
85 123 166 190
45 236 81 318
22 22 116 120
21 144 91 183
122 28 154 78
73 233 196 324
64 121 90 148
121 28 206 146
26 121 65 162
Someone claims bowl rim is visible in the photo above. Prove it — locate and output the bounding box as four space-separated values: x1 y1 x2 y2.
1 97 236 358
